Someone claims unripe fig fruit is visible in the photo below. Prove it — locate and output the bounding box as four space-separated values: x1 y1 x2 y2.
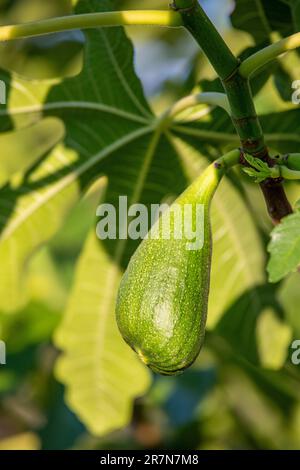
116 161 225 375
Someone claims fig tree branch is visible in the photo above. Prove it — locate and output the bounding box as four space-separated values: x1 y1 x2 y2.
172 0 293 223
170 0 238 81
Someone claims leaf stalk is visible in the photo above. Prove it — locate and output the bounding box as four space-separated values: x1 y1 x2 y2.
0 10 182 41
240 32 300 78
160 91 230 129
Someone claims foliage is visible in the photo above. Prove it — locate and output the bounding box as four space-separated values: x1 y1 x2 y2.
0 0 300 451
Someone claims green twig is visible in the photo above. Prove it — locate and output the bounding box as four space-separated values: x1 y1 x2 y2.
215 148 242 170
0 10 182 41
240 32 300 78
161 92 230 128
279 166 300 180
171 125 239 144
280 153 300 171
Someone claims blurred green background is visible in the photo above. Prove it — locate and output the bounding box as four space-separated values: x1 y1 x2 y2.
0 0 300 451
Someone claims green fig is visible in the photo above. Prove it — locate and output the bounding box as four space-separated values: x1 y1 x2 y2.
116 151 239 375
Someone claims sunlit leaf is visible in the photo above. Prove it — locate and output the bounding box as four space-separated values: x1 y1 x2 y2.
278 272 300 336
0 118 64 185
55 229 151 436
0 433 40 450
256 308 292 370
268 212 300 282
